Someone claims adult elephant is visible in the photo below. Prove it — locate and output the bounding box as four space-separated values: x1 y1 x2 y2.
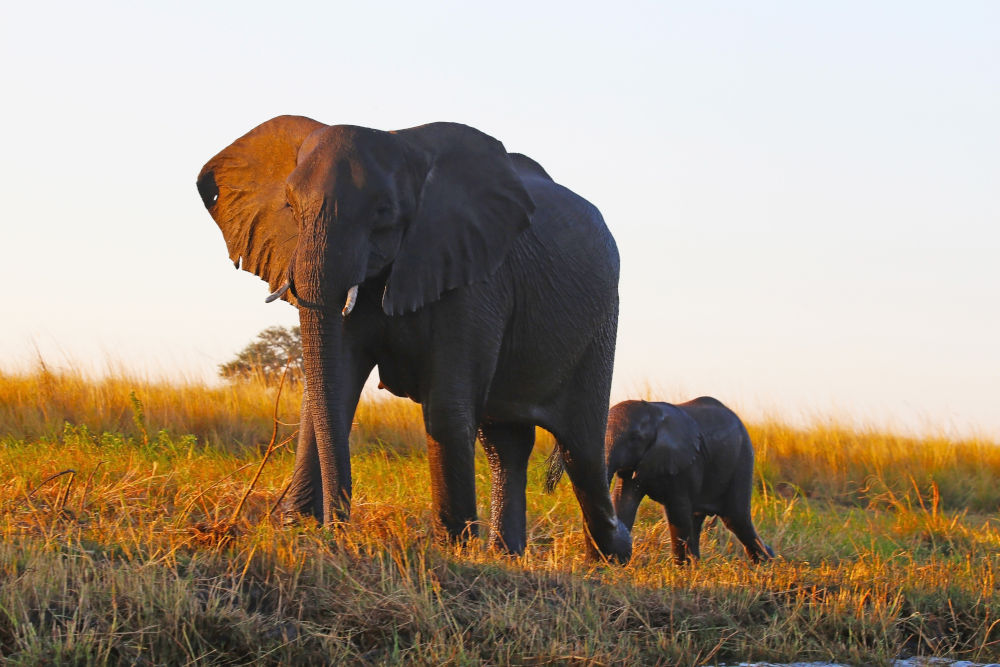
196 116 630 562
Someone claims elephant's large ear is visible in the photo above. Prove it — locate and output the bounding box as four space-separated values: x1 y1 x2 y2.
640 405 703 478
196 115 326 300
381 123 535 315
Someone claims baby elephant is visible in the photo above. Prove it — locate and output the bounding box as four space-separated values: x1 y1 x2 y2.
605 397 774 564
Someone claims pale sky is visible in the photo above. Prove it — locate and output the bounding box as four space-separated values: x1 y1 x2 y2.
2 2 998 438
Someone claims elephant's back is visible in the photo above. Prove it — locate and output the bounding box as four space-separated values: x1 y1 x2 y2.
681 398 755 500
513 171 619 291
682 399 750 446
510 169 618 320
481 170 620 418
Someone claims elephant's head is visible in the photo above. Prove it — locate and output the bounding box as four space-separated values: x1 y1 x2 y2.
196 116 535 316
605 401 702 486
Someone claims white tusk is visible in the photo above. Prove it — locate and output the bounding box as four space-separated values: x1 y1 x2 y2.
265 280 291 303
342 284 359 317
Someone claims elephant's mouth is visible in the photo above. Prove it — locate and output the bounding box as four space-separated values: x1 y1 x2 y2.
265 280 358 318
608 467 639 486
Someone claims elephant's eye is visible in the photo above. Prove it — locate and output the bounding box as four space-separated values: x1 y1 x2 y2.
374 202 392 216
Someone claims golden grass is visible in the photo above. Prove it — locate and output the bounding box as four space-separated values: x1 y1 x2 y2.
2 365 999 663
750 420 1000 512
0 362 302 448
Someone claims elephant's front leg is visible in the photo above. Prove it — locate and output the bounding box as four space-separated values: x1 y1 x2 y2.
479 422 535 554
424 403 479 541
663 496 697 565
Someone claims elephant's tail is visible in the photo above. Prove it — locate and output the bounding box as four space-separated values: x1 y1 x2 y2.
543 446 565 493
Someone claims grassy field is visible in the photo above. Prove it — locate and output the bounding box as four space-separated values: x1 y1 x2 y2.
1 365 999 665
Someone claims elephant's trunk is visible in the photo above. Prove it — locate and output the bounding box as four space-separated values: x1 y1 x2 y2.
606 448 620 486
606 441 633 487
299 306 353 524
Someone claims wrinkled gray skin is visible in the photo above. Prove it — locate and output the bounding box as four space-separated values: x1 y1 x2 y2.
605 398 774 564
197 116 630 562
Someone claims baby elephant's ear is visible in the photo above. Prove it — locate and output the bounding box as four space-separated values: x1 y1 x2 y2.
642 407 702 477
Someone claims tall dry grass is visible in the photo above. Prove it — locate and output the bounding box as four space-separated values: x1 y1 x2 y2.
750 420 1000 512
2 364 999 663
1 361 303 448
4 363 997 510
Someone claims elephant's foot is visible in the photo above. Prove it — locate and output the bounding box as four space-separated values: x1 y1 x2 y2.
320 497 351 527
277 509 312 528
282 480 324 524
724 517 775 564
488 530 526 556
670 540 700 566
672 554 698 567
436 519 480 548
585 518 632 565
281 481 350 528
748 541 776 563
275 501 320 528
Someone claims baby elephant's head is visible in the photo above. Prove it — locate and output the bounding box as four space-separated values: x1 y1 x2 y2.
605 400 701 486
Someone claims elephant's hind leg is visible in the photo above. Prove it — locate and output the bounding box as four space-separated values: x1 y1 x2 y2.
722 453 774 562
479 422 535 555
555 433 632 564
690 512 707 559
548 326 631 564
721 514 774 563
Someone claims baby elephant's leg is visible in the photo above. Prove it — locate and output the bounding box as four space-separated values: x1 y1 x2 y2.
663 498 698 564
689 512 707 558
721 514 774 563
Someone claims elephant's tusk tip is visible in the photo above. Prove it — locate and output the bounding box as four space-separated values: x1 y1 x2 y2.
341 284 359 317
265 281 291 303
